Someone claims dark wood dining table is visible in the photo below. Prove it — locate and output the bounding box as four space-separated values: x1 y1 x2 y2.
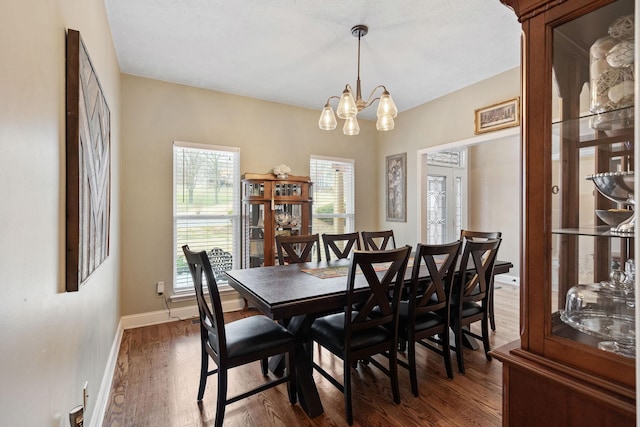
225 257 513 418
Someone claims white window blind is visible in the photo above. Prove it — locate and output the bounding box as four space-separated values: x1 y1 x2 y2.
310 156 355 239
173 142 240 292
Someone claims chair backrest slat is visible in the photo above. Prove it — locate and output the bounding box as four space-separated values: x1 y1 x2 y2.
276 234 321 265
453 239 501 304
344 246 411 334
410 241 461 319
322 232 361 260
361 230 396 251
460 230 502 243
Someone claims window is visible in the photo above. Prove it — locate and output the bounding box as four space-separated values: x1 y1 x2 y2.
173 141 240 292
310 156 355 239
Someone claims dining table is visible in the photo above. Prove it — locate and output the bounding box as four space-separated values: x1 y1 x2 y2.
225 256 513 418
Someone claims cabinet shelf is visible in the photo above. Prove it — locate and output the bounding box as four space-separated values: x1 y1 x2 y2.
552 107 634 147
552 225 634 237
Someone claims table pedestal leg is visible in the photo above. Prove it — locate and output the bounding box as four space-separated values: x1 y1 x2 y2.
269 314 324 418
447 327 480 351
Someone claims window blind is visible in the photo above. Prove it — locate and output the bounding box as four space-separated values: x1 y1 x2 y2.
173 142 240 292
310 156 355 240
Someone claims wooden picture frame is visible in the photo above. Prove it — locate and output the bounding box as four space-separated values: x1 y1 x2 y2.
474 97 520 134
385 153 406 222
66 29 111 291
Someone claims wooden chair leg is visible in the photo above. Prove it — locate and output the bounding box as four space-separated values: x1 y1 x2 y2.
408 341 418 397
442 328 454 380
197 346 208 401
482 318 492 361
455 324 465 374
214 368 228 427
286 348 297 404
344 359 353 425
489 287 496 331
390 347 401 404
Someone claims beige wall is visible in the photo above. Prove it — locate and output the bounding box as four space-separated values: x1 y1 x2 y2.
378 67 521 275
119 75 380 315
468 138 521 277
0 0 121 426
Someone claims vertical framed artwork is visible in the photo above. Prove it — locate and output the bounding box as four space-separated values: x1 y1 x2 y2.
66 29 111 291
385 153 406 222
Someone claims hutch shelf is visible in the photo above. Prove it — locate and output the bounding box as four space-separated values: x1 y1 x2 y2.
241 173 313 268
493 0 636 425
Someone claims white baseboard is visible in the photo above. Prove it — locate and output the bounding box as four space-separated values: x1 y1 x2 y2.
120 298 245 330
89 319 124 427
92 296 244 426
495 273 519 286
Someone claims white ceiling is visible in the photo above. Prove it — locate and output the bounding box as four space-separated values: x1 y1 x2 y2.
104 0 521 120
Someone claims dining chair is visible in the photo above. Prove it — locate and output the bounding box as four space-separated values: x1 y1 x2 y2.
361 230 396 250
459 230 502 331
309 246 411 425
182 245 297 427
275 233 321 265
321 232 361 260
450 238 501 374
396 240 461 396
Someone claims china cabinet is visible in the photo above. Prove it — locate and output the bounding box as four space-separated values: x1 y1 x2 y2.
494 0 636 425
241 173 313 268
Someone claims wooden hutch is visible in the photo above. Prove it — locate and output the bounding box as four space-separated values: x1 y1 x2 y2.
241 173 313 268
493 0 636 425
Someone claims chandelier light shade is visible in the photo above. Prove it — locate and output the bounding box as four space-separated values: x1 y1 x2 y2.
318 103 337 130
343 116 360 136
336 88 357 119
318 25 397 135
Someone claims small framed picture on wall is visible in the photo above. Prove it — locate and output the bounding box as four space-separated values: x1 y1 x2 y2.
386 152 406 222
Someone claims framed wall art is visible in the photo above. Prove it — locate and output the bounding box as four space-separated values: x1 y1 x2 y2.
385 153 406 222
66 29 111 291
474 97 520 134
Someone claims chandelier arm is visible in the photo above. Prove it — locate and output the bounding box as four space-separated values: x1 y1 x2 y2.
325 95 341 105
362 85 388 109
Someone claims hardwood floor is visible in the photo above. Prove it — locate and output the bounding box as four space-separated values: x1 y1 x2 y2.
103 283 519 426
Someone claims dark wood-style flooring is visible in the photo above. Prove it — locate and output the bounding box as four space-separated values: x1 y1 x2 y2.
103 283 519 426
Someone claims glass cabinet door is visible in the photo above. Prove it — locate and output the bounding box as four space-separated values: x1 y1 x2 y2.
550 0 635 359
245 202 265 267
273 202 303 236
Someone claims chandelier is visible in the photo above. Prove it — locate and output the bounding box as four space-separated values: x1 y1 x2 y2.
318 25 397 136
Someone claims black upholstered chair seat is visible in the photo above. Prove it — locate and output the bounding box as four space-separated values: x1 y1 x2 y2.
460 301 483 318
219 315 294 359
397 302 446 333
450 300 483 318
311 312 392 353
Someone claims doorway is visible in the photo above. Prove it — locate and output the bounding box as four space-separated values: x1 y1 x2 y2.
424 156 468 244
417 127 521 281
